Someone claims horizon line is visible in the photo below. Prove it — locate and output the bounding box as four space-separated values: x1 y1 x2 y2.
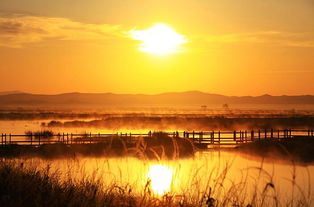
1 90 314 97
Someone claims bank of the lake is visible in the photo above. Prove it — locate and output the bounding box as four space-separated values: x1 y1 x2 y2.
235 137 314 164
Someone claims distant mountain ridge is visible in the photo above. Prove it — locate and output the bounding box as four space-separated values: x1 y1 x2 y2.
0 91 313 107
0 91 24 95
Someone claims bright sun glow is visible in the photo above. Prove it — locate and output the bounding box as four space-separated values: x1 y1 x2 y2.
130 23 187 55
147 164 173 195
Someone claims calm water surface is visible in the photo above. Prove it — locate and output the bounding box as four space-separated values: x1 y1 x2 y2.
1 120 314 204
9 151 314 204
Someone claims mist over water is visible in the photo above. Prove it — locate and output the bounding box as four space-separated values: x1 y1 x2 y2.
1 108 314 206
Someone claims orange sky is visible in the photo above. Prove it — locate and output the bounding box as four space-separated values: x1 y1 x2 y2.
0 0 313 96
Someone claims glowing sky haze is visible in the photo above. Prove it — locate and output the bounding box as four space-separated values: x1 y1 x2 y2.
0 0 313 95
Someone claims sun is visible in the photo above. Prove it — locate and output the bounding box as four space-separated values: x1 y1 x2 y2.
147 164 173 195
130 23 187 55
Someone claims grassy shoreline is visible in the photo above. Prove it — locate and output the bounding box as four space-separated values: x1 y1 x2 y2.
234 137 314 164
0 156 312 207
0 132 195 160
2 135 314 165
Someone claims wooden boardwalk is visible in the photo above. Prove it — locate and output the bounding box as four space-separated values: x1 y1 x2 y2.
1 129 314 148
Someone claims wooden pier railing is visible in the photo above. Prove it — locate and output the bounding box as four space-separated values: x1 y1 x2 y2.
1 129 314 147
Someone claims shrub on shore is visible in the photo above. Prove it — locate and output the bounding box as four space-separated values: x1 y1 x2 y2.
236 137 314 163
25 130 54 138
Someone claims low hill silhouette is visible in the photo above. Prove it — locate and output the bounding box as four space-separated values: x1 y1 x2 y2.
0 91 313 108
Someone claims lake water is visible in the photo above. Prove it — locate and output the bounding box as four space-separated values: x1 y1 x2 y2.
8 150 314 205
1 120 314 205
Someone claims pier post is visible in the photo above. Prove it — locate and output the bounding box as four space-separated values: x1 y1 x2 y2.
264 129 267 138
211 131 214 144
233 131 236 142
251 130 254 142
245 131 247 143
200 131 203 143
239 130 242 142
278 129 280 139
271 129 273 138
218 131 221 146
258 130 261 140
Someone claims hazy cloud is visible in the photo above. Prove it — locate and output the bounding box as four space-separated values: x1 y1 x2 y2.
1 14 313 49
0 14 126 48
200 31 314 48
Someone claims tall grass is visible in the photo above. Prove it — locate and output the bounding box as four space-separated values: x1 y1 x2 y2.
0 131 312 207
0 155 312 207
0 160 137 207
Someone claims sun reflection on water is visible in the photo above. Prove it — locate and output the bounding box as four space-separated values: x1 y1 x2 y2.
147 164 173 195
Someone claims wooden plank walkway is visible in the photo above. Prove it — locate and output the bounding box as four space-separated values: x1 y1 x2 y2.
1 129 314 147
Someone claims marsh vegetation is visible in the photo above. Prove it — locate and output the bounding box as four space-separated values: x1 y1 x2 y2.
0 109 314 206
0 151 313 207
